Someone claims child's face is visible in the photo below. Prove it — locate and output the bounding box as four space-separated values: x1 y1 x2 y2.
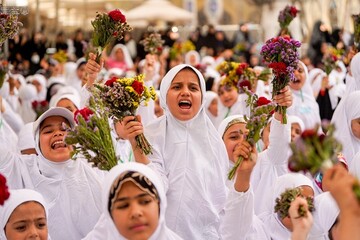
5 201 48 240
154 99 164 118
31 80 42 93
281 185 314 231
291 123 302 142
56 99 78 113
351 117 360 139
39 116 72 162
166 69 202 121
218 85 238 108
223 123 247 162
111 181 159 240
289 63 306 91
208 98 218 117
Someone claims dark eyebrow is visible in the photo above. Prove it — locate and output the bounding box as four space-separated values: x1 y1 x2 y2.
40 123 55 132
114 193 150 203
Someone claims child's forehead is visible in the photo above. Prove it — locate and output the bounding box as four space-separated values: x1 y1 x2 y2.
40 116 69 127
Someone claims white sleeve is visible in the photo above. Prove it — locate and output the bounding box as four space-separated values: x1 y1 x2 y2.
136 81 156 126
2 99 24 134
220 185 254 239
147 148 169 193
267 117 291 175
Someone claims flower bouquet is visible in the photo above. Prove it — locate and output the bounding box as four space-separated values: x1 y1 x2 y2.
95 74 157 155
91 9 132 63
352 14 360 51
0 59 9 88
0 13 23 46
65 96 119 170
0 173 10 206
275 187 315 219
228 88 276 180
260 36 301 124
322 47 343 75
278 5 299 35
32 100 49 119
140 33 164 55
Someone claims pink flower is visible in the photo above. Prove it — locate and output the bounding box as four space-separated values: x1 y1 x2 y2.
0 174 10 206
132 81 144 95
108 9 126 23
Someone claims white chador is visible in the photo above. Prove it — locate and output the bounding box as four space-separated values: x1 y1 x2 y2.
0 107 104 240
83 162 182 240
144 64 229 239
287 61 322 130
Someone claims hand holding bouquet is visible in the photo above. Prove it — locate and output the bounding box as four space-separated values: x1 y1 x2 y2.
95 74 157 155
260 36 301 124
65 96 119 170
275 187 315 219
228 89 276 180
91 9 132 63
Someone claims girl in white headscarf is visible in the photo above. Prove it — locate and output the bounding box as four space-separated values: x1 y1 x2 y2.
105 44 134 71
122 64 229 239
0 107 105 240
29 74 47 101
259 173 339 240
287 61 322 130
344 52 360 97
204 91 220 128
331 91 360 166
83 162 182 240
49 91 81 113
17 84 37 123
217 115 270 239
184 50 201 66
17 122 36 155
0 189 50 240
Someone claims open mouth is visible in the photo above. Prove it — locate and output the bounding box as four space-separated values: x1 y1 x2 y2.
51 140 67 149
292 78 301 83
179 100 192 109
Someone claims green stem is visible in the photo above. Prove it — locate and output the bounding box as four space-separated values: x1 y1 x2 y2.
228 156 244 180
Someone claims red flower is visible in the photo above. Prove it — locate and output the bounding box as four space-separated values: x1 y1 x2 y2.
238 80 251 91
290 6 298 17
132 80 144 95
331 55 338 62
40 100 48 107
282 35 291 41
105 77 118 87
268 62 288 75
272 37 279 43
0 174 10 206
236 66 244 75
32 101 38 109
257 96 272 106
74 107 94 124
113 31 118 37
301 129 317 139
108 9 126 23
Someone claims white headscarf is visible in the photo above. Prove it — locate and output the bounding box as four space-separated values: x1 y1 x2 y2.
287 61 322 129
331 91 360 166
184 50 200 66
204 91 220 128
345 52 360 96
30 74 47 101
287 115 305 132
145 64 228 239
17 122 35 152
49 91 81 110
83 162 182 240
259 173 314 240
110 44 134 69
309 68 326 98
0 189 49 239
217 114 246 138
17 84 37 123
